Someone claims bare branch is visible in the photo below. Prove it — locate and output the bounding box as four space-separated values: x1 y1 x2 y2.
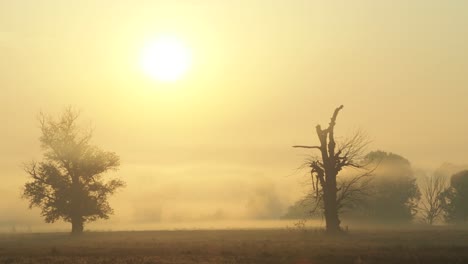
419 173 448 225
327 105 344 132
293 145 321 150
336 171 374 209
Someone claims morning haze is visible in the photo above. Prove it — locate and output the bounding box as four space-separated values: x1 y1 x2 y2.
1 0 468 236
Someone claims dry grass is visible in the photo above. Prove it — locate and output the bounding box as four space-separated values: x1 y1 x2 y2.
0 228 467 263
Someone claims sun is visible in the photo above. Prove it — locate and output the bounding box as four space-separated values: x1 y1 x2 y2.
140 36 191 82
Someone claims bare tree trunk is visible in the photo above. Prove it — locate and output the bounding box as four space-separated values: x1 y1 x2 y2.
320 106 344 234
324 172 341 234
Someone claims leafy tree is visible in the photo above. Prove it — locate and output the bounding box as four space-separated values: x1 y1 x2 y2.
440 170 468 224
360 151 420 223
22 108 124 234
293 105 370 234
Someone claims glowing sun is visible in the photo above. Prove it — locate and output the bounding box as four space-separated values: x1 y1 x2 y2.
140 36 191 82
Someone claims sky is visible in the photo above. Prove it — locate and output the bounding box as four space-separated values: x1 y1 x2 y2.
1 0 468 231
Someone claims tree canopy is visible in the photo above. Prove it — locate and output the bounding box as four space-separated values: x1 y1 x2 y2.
440 170 468 224
358 151 420 223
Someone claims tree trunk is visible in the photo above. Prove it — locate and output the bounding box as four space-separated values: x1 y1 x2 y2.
323 172 341 234
71 217 84 234
70 176 84 235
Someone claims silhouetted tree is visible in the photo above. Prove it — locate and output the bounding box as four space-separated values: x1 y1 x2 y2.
440 170 468 224
360 151 420 223
22 108 124 234
419 173 447 225
293 105 370 234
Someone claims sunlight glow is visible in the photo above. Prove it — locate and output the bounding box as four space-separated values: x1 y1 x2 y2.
140 36 191 82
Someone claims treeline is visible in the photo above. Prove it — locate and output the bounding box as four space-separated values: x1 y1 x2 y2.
283 151 468 226
20 106 468 234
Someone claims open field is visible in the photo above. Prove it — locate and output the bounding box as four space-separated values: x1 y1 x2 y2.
0 228 468 263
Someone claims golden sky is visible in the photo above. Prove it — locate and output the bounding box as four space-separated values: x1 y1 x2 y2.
1 1 468 231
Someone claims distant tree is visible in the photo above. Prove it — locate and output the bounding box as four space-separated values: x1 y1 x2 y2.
434 163 468 180
360 151 420 223
22 108 124 234
281 198 318 220
440 170 468 224
293 105 370 234
418 173 448 225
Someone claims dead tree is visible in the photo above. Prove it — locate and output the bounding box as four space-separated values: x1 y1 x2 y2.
419 173 448 225
293 105 369 234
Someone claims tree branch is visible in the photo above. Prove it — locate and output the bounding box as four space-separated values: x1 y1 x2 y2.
292 145 321 150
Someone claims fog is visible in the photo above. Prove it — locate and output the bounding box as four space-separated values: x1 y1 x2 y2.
1 0 468 232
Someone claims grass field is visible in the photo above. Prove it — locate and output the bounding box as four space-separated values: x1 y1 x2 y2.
0 228 467 263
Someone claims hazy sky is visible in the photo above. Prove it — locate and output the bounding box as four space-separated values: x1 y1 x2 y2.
1 0 468 230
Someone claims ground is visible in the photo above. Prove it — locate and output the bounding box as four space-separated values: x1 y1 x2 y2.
0 228 467 263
